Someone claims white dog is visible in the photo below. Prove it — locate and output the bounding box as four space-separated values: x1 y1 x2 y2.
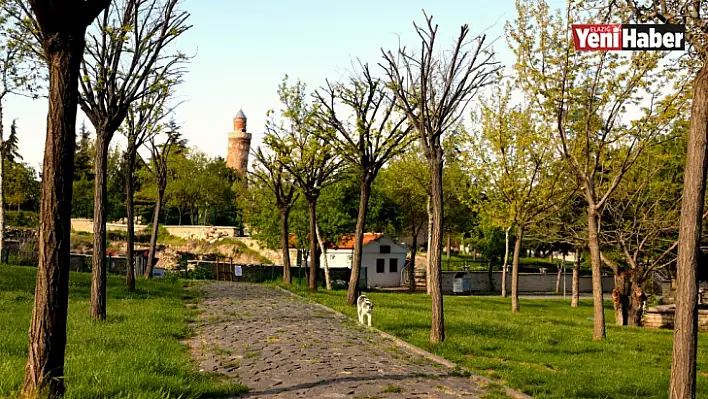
357 294 374 327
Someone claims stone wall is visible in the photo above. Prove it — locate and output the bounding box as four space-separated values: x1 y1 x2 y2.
70 218 239 240
441 271 615 294
644 305 708 331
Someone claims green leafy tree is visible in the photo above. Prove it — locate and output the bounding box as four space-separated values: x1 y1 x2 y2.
121 71 182 289
463 82 572 312
0 2 39 263
72 123 95 218
265 77 342 291
377 153 428 291
507 0 686 339
250 145 299 284
142 121 185 278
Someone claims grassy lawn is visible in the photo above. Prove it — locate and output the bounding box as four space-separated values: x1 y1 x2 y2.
281 283 708 399
0 265 245 399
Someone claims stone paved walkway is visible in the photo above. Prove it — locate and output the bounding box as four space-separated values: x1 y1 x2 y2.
186 282 500 399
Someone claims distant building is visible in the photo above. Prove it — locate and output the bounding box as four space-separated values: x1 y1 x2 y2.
320 233 408 289
226 109 251 176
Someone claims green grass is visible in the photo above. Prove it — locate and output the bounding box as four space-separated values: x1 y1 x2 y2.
0 265 246 399
280 283 708 399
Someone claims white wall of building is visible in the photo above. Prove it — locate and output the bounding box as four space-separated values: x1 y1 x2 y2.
319 236 407 288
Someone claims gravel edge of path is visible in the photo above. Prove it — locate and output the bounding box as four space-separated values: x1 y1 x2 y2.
274 286 535 399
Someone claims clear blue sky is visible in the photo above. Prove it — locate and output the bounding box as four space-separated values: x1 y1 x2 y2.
3 0 563 171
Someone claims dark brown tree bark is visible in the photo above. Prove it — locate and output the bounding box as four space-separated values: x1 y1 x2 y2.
408 229 418 292
22 0 110 391
145 186 164 279
347 178 372 304
124 142 136 292
511 225 523 313
279 206 292 285
670 64 708 399
307 199 319 291
586 207 606 341
89 133 110 320
572 248 580 308
429 153 445 343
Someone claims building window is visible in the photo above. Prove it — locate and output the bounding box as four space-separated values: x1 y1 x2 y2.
380 245 391 254
376 258 385 273
389 258 398 273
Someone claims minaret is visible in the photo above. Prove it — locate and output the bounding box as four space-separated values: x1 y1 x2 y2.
226 109 252 176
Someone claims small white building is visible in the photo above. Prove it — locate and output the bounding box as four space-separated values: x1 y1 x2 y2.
320 233 408 289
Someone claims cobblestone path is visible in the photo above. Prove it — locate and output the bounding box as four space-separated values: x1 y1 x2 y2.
187 282 500 398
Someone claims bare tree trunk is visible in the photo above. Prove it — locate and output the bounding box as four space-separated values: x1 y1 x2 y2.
501 226 510 298
408 229 418 292
511 225 524 313
315 220 331 291
627 279 647 327
0 105 5 265
145 186 164 279
90 133 110 320
279 207 292 285
429 154 445 343
22 37 83 399
346 178 372 304
556 263 562 294
669 64 708 399
307 199 319 291
612 273 629 326
426 195 432 295
572 251 580 307
587 206 606 341
124 144 136 292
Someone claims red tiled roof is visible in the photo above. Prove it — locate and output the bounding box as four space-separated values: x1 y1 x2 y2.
328 233 384 250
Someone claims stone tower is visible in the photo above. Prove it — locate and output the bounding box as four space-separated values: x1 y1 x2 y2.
226 109 252 176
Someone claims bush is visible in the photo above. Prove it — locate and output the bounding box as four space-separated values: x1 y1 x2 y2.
106 230 128 241
186 266 213 280
6 210 39 228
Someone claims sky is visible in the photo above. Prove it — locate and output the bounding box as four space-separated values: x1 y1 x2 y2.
3 0 564 171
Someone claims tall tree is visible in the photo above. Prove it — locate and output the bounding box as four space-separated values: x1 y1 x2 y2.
17 0 110 396
600 132 686 326
314 62 412 305
250 145 298 284
80 0 190 318
142 121 183 278
378 152 428 291
464 83 572 312
381 11 501 342
627 1 708 396
121 72 182 289
507 0 684 340
265 77 341 291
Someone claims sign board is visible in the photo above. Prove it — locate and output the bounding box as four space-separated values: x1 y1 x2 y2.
234 265 242 277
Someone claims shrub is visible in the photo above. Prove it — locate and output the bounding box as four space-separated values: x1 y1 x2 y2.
6 210 39 228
